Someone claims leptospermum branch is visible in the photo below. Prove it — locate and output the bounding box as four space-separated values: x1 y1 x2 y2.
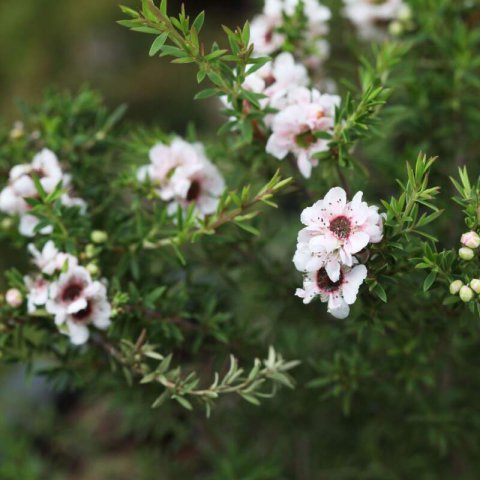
142 171 292 252
94 332 299 415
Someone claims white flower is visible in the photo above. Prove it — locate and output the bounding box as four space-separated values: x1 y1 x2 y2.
166 157 225 217
46 266 111 345
250 0 331 56
297 187 383 280
222 53 310 125
266 87 340 178
28 240 78 275
138 138 225 218
250 13 285 56
24 275 50 313
294 0 331 35
293 229 342 279
19 214 54 237
295 264 368 319
137 138 198 189
343 0 406 41
0 148 86 237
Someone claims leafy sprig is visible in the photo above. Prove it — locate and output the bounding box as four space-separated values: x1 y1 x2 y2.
102 336 299 416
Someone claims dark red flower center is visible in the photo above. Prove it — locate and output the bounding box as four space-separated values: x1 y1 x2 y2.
295 131 317 148
264 74 276 88
61 283 83 303
329 215 351 239
316 268 343 293
72 301 93 323
186 180 201 202
265 29 273 43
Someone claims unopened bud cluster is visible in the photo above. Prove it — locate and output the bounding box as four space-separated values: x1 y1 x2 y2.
450 279 480 303
458 231 480 261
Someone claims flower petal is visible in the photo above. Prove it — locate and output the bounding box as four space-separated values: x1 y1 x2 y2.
347 231 370 254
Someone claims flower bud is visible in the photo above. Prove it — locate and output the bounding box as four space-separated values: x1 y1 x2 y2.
460 286 474 303
398 4 412 22
86 263 99 276
95 131 106 141
389 20 403 36
91 230 108 244
85 244 97 259
1 218 13 230
6 289 23 307
449 280 463 295
461 231 480 249
9 121 24 140
470 279 480 294
459 247 475 261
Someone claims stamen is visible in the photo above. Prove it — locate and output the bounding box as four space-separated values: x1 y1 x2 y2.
329 215 351 239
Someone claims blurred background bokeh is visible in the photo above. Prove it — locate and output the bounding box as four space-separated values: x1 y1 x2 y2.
0 0 257 131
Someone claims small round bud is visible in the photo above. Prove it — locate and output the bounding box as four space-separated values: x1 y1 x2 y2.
9 121 24 140
461 231 480 249
86 263 99 276
85 244 96 259
389 20 403 36
459 247 475 261
91 230 108 244
470 279 480 294
398 4 412 22
449 280 463 295
460 285 474 303
1 218 13 230
6 289 23 307
95 131 106 141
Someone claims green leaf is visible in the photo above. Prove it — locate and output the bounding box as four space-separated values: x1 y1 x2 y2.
423 271 437 292
174 395 193 410
373 284 387 303
194 88 222 100
235 221 259 236
192 11 205 33
149 33 168 56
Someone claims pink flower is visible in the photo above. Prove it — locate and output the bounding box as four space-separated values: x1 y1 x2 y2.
0 149 86 237
250 0 331 56
138 138 225 218
343 0 406 41
266 87 340 178
46 266 111 345
297 187 383 281
166 158 225 217
295 264 367 319
24 275 50 313
28 240 78 275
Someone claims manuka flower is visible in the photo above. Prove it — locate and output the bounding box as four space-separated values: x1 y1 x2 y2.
295 264 368 319
222 52 309 125
46 266 111 345
24 275 50 313
28 240 78 275
343 0 407 41
138 138 225 218
250 0 331 57
297 187 383 281
0 149 86 237
266 87 340 178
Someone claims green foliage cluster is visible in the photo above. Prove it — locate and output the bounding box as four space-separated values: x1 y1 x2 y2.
2 0 480 478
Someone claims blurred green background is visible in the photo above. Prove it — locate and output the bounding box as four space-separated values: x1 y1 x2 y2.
0 0 255 131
